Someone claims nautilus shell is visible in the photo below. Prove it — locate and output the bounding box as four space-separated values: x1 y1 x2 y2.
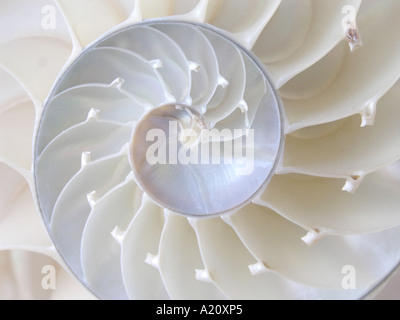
1 0 400 300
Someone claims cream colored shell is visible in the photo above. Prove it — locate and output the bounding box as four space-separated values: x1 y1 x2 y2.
0 0 400 300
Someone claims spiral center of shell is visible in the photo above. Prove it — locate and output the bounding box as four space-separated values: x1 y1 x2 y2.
35 20 283 254
123 22 283 216
35 20 283 220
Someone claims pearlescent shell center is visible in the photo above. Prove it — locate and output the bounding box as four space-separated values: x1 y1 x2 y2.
33 20 283 299
125 22 283 216
35 21 283 220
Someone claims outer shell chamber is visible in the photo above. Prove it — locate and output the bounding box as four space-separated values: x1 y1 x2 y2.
34 21 282 298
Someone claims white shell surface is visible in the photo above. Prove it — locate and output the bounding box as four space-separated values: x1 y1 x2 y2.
0 0 400 300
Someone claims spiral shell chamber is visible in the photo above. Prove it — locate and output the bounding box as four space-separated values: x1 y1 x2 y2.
33 19 285 299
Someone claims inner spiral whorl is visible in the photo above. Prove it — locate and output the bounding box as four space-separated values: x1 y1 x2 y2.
124 22 284 216
32 19 284 300
35 21 284 221
131 103 260 216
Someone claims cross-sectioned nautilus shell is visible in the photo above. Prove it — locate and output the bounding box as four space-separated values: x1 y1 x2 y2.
1 0 400 300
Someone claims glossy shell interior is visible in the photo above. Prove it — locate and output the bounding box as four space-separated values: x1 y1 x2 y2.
0 0 400 300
